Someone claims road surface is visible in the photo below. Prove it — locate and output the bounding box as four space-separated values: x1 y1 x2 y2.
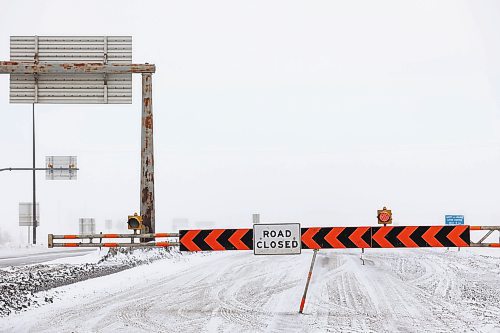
0 248 94 268
1 249 499 332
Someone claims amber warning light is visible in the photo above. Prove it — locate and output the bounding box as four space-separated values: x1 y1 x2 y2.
377 207 392 225
127 213 143 230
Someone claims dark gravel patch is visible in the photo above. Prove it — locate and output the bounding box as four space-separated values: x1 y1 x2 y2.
0 247 179 316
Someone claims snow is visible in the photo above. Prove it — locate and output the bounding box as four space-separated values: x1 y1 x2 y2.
0 248 499 332
44 248 105 265
0 248 179 317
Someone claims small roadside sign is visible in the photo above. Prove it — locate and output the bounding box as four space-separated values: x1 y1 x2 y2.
445 215 464 225
253 223 301 255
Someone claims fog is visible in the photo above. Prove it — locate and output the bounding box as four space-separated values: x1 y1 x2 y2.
0 0 499 244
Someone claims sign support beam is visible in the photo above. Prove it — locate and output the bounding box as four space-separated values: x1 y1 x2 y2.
0 168 79 172
0 61 155 74
141 73 155 234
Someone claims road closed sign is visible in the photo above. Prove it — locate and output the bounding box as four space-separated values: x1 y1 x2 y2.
253 223 301 255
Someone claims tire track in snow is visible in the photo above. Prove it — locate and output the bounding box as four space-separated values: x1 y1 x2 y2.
3 249 499 332
362 249 498 332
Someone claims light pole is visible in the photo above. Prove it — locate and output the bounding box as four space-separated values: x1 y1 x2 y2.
32 103 37 244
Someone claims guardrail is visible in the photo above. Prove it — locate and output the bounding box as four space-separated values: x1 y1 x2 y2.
48 233 179 248
470 226 500 247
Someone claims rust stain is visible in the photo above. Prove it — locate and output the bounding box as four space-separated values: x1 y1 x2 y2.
132 64 156 73
141 187 150 204
144 114 153 129
141 187 153 232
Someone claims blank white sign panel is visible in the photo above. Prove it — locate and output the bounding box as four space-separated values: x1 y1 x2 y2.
10 36 132 104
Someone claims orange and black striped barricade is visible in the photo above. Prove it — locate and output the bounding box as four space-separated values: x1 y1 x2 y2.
301 226 470 249
179 229 253 251
301 227 371 249
177 225 500 251
370 225 469 248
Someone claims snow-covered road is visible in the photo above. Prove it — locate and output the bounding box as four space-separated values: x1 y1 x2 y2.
1 249 499 332
0 248 94 268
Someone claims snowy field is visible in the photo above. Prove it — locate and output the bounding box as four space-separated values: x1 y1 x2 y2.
0 247 499 333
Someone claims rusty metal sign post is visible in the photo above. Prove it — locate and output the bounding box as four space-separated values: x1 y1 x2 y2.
0 36 156 243
141 73 155 234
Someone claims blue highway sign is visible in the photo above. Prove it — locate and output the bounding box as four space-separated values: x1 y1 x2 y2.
445 215 464 225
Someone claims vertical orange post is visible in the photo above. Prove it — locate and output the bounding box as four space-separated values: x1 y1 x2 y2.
299 249 318 314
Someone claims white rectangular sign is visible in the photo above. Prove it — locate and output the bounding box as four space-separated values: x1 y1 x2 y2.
10 36 132 104
253 223 301 255
19 202 39 227
46 156 77 180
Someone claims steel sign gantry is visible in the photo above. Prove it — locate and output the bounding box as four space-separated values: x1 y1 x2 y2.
0 44 157 240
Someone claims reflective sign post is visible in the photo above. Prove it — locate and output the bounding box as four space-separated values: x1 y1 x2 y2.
299 249 318 314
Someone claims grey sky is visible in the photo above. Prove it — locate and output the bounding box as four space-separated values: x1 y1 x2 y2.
1 0 499 243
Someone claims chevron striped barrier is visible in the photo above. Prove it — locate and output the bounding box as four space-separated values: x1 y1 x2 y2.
179 225 478 251
370 226 469 248
301 227 372 249
301 225 470 249
179 229 253 251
